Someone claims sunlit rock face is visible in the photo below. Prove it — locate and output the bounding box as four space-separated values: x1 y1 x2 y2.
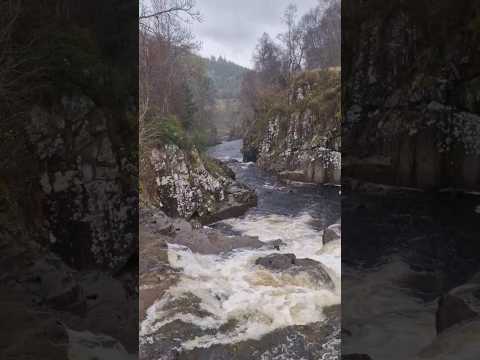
343 0 480 190
243 69 341 184
27 94 137 270
147 143 256 224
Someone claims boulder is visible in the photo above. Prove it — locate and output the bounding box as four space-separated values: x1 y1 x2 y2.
201 182 257 224
436 272 480 334
255 253 335 290
148 144 256 225
323 223 341 244
167 221 264 255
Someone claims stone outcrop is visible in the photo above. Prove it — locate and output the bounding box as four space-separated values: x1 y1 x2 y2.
145 143 256 224
243 69 341 184
343 1 480 190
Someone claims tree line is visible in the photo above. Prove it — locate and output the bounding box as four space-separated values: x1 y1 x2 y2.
239 0 340 136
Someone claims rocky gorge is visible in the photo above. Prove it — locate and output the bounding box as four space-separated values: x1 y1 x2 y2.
139 139 341 359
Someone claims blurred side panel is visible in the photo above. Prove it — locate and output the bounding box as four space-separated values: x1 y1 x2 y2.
0 0 138 358
342 1 480 359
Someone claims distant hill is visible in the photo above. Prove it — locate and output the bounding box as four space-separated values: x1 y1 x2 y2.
205 56 248 99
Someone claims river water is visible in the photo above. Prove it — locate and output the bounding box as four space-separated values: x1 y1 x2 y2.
140 139 341 358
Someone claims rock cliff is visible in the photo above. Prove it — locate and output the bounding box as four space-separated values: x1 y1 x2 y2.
25 95 138 271
343 0 480 190
243 69 341 184
142 143 256 224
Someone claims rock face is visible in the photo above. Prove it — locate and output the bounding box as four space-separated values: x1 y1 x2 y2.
145 143 256 224
243 69 341 184
0 93 139 355
26 95 138 270
343 1 480 190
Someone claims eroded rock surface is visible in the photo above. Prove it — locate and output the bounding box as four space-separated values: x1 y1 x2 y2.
146 144 256 224
27 95 137 270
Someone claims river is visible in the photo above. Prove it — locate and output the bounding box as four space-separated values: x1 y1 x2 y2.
140 139 341 359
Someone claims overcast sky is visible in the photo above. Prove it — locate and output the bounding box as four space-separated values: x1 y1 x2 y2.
190 0 319 69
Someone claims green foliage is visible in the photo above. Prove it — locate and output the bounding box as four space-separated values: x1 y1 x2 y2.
143 115 186 148
181 83 197 130
201 155 231 179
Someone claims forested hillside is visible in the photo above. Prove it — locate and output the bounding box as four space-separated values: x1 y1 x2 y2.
203 56 248 140
206 56 248 99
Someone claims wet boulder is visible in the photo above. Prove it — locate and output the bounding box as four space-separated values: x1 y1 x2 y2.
200 182 257 224
177 305 340 360
323 223 341 244
255 253 335 290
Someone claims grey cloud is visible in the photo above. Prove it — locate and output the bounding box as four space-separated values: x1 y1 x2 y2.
191 0 319 68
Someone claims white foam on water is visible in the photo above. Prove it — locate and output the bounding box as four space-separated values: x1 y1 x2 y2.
140 212 341 350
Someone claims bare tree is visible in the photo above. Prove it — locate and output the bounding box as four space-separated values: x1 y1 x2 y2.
300 0 340 70
253 33 284 87
0 0 39 112
140 0 200 21
278 4 305 79
139 0 200 146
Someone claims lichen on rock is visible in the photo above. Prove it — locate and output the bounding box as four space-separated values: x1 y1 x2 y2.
243 68 341 184
146 143 256 224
